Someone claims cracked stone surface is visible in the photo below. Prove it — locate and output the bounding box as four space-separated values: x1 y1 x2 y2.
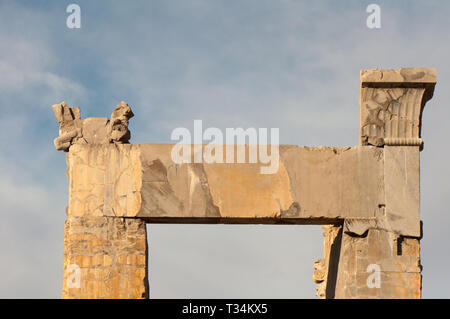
66 144 385 222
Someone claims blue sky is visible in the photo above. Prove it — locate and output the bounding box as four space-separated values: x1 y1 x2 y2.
1 0 450 298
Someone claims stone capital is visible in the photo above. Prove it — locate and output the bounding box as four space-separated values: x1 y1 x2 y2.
359 68 436 149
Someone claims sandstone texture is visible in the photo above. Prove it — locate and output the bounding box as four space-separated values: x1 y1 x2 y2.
66 144 384 223
334 229 421 299
63 216 148 299
54 68 436 299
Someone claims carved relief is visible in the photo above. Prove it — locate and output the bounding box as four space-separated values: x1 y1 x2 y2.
360 87 426 147
359 68 436 149
52 101 134 151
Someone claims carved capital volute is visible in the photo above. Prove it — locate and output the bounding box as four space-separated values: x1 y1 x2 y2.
359 68 436 150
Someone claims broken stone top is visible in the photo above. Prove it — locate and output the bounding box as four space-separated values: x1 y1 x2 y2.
52 101 134 152
360 68 436 85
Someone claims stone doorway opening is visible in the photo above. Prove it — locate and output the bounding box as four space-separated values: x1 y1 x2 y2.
147 224 323 298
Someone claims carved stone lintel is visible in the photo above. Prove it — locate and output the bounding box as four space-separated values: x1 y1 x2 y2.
359 68 436 149
52 101 134 152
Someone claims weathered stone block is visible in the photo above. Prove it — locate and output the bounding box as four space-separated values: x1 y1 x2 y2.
383 146 420 237
66 144 385 223
62 216 148 299
335 229 421 299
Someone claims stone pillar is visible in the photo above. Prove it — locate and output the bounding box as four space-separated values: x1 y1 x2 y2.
61 141 149 299
53 102 149 299
327 68 436 299
62 216 148 299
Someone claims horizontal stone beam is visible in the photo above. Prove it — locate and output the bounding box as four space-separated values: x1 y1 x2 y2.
67 144 384 224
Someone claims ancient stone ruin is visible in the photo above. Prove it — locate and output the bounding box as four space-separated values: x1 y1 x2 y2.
54 68 436 298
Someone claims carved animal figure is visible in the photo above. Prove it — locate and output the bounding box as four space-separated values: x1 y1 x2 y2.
52 101 134 151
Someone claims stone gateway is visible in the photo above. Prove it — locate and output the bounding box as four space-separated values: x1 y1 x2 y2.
53 68 436 299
